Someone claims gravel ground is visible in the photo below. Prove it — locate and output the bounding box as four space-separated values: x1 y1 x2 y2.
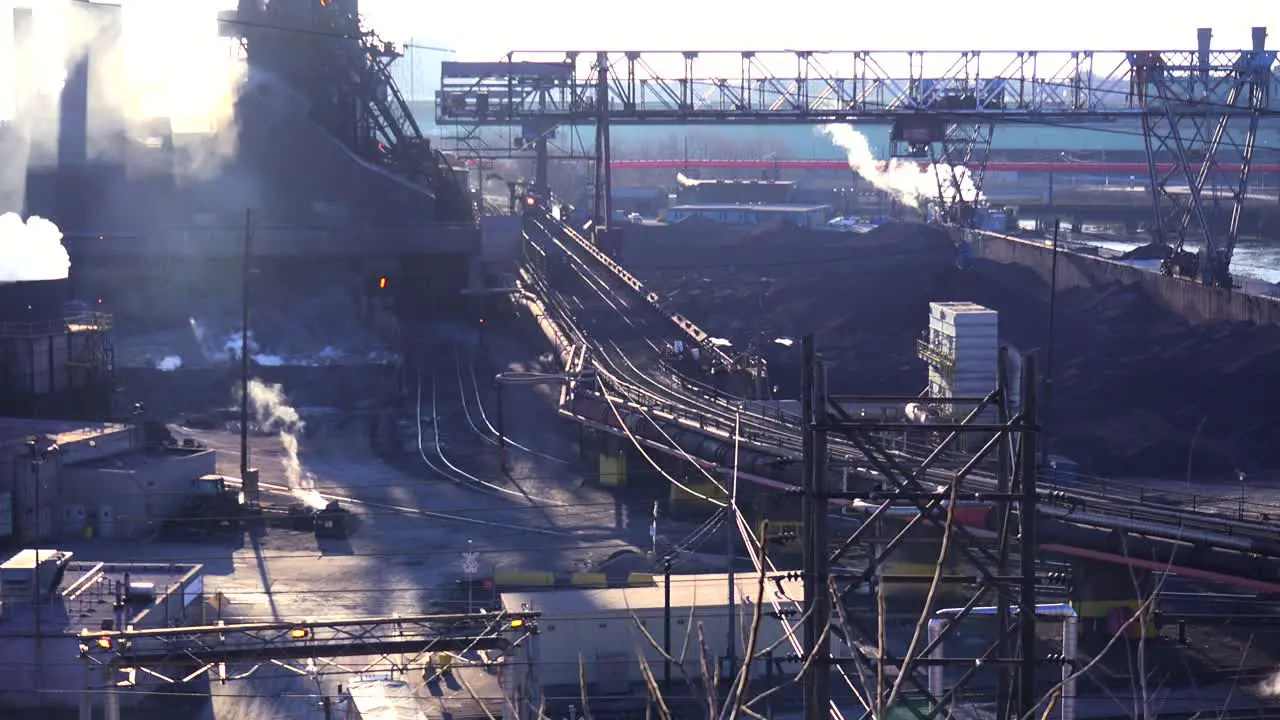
618 219 1280 479
70 310 713 718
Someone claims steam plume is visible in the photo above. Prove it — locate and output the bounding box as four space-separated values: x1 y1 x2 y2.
6 1 245 166
675 172 699 187
819 124 982 209
243 378 326 510
0 212 70 281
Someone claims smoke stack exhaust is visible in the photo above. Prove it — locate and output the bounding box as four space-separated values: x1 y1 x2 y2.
12 7 35 123
1197 28 1212 81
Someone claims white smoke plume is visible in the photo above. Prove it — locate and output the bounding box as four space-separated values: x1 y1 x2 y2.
5 1 245 168
675 172 700 188
155 355 183 371
818 124 983 210
243 378 326 510
0 212 70 281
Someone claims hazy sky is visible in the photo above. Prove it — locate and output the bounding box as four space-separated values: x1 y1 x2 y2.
363 0 1279 59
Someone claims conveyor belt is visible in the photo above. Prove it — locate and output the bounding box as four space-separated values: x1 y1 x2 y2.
519 213 1280 586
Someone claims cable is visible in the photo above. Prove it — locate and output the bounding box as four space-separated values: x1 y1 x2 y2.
514 212 1280 548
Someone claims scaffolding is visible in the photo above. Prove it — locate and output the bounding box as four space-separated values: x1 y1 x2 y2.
0 311 115 420
798 335 1070 720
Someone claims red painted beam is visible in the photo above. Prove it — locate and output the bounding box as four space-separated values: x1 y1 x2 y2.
604 159 1280 174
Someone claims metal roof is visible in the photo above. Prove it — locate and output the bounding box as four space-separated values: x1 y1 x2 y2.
500 572 804 616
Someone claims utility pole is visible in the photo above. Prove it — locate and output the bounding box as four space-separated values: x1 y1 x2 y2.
799 335 830 718
494 380 507 474
1017 354 1040 719
725 410 742 680
663 555 673 690
1041 217 1060 467
239 209 254 482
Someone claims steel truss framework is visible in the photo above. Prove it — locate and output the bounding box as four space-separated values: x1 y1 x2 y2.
797 336 1065 720
439 47 1277 264
929 122 995 225
1130 46 1277 287
76 612 538 683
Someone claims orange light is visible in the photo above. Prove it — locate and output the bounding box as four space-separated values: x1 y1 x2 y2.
97 297 103 304
509 619 525 629
289 627 310 640
478 317 485 324
96 637 112 650
526 197 536 206
378 277 387 289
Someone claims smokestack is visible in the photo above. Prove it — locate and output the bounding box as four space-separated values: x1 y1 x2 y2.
12 7 34 121
1253 27 1268 52
58 59 89 170
1197 28 1212 81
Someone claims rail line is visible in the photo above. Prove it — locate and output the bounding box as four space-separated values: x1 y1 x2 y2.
517 210 1280 574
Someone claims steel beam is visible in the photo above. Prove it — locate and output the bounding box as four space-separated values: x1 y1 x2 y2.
1132 40 1277 287
77 612 538 672
800 332 1057 720
437 50 1279 124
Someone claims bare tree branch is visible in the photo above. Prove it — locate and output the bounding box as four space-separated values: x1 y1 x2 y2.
723 519 771 720
883 480 962 712
578 653 593 720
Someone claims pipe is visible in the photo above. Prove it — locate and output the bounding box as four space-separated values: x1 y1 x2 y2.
1039 504 1280 559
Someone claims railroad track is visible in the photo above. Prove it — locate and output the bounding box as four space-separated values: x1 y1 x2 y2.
519 212 1280 561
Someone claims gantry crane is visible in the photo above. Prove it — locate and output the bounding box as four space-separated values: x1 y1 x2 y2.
436 40 1277 285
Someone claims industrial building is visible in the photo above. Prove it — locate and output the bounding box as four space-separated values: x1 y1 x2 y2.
0 417 216 544
663 203 833 229
499 573 805 720
0 548 205 711
0 279 114 420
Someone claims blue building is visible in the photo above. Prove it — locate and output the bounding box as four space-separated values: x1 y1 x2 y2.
663 203 833 228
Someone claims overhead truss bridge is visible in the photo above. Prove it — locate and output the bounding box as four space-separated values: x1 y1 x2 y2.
439 41 1279 288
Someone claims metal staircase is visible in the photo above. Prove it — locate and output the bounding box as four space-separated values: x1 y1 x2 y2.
360 32 476 225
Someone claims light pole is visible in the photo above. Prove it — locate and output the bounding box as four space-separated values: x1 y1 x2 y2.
725 407 742 681
492 370 596 475
240 210 253 487
1041 218 1061 467
27 434 60 692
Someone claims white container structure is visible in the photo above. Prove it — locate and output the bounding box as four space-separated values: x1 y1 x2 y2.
918 302 1017 417
927 603 1078 720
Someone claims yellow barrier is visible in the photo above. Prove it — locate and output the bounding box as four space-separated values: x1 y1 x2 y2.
625 573 657 586
493 571 555 587
570 572 608 588
599 452 626 487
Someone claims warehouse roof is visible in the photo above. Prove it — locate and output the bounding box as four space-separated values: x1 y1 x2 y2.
668 203 830 214
0 418 129 452
500 573 804 616
0 555 202 635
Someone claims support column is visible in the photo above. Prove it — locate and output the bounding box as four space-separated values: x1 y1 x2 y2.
872 504 990 602
79 660 93 720
1070 558 1157 639
534 137 549 195
598 434 627 488
104 666 121 720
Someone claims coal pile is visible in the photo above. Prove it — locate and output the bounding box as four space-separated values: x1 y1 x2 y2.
621 220 1280 478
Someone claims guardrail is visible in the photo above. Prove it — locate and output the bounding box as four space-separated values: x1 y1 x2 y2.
0 311 113 339
522 216 1280 551
544 215 740 373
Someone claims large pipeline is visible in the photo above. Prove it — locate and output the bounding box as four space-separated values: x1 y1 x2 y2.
1039 504 1280 559
514 217 1280 581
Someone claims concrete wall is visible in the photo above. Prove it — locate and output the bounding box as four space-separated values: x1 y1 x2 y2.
481 215 524 268
970 232 1280 327
60 449 217 539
